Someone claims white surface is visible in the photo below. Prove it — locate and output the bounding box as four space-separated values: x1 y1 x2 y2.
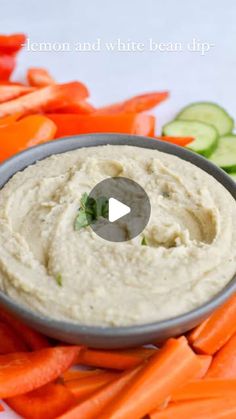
109 198 130 222
1 0 236 132
0 0 235 417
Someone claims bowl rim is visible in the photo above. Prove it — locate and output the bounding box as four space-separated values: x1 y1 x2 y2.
0 133 235 337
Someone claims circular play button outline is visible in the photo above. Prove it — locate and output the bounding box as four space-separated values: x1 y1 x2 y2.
87 177 151 242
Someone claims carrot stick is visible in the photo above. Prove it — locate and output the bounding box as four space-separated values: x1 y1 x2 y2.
0 114 57 160
195 355 212 378
65 372 118 400
150 398 236 419
0 307 50 350
0 112 22 126
0 34 26 55
0 346 82 398
172 379 236 401
49 100 95 114
48 113 155 138
57 365 142 419
0 114 57 162
0 55 16 81
206 333 236 378
6 382 76 419
0 321 27 354
63 369 104 382
155 136 194 147
27 67 55 87
0 84 35 103
188 294 236 354
156 360 211 413
0 81 25 85
76 347 156 370
96 337 201 419
122 347 157 357
0 81 89 117
95 91 169 114
0 34 25 81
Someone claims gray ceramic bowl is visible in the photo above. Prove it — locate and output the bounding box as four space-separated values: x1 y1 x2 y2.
0 134 235 349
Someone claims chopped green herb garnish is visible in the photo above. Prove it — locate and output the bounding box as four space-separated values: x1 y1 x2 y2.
141 236 148 246
95 196 109 219
55 273 63 287
75 193 109 231
80 192 88 210
162 191 170 198
74 207 93 231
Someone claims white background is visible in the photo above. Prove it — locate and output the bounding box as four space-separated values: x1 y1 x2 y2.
0 0 236 416
1 0 236 132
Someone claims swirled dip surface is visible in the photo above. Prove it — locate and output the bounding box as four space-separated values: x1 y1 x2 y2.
0 145 235 326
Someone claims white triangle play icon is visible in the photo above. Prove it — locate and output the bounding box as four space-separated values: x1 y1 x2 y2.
108 198 131 223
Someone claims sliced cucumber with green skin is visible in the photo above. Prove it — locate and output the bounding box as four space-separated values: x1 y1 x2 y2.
229 173 236 182
162 120 218 157
209 135 236 173
176 102 234 136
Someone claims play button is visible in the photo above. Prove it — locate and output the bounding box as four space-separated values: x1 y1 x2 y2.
87 177 151 242
108 198 131 222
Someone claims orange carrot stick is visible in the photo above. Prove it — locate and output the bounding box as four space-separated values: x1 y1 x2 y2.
0 346 82 398
172 379 236 401
150 398 236 419
158 355 212 412
49 100 95 114
0 81 25 86
63 369 104 382
57 365 142 419
48 113 155 138
122 347 157 357
155 136 194 147
0 114 57 162
195 355 212 378
76 347 156 370
206 333 236 378
188 294 236 355
96 337 201 419
65 372 118 400
0 321 27 354
27 67 55 87
0 55 16 81
0 34 25 81
0 34 26 55
0 112 22 126
0 84 35 103
0 81 89 117
96 91 169 114
0 307 50 350
6 382 76 419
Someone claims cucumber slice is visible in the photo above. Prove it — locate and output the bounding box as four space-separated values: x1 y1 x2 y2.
209 135 236 173
229 173 236 182
162 120 218 157
177 102 234 136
